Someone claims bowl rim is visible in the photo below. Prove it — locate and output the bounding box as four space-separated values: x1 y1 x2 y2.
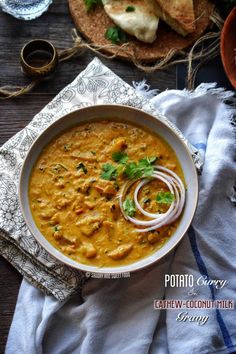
19 104 199 274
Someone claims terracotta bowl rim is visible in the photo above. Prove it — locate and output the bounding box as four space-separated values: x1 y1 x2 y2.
220 6 236 89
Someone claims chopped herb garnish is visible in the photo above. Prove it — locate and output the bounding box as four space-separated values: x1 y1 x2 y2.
91 151 96 155
156 192 175 205
101 163 117 180
123 198 136 217
83 0 103 11
105 26 127 44
124 156 157 179
145 156 158 164
52 163 68 172
112 151 128 164
124 162 141 179
77 163 88 174
126 5 135 12
101 154 157 180
53 225 59 232
63 144 71 151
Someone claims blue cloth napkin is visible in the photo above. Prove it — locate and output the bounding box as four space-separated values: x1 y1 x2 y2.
5 59 236 354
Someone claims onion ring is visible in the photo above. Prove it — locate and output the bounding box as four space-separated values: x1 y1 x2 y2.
119 165 185 232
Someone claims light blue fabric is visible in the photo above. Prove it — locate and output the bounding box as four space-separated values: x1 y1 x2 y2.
5 77 236 354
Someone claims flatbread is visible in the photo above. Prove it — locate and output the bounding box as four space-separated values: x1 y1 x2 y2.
102 0 159 43
68 0 214 62
155 0 196 36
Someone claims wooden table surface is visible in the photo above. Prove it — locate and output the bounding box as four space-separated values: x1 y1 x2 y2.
0 1 232 352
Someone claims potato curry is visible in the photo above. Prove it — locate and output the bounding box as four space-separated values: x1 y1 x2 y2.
29 121 185 267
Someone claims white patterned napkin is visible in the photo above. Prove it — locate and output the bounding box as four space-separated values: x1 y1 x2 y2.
0 58 203 302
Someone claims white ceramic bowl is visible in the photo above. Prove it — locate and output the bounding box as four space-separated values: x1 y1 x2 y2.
19 105 198 274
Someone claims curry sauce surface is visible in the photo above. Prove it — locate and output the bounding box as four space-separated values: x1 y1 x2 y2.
29 121 184 267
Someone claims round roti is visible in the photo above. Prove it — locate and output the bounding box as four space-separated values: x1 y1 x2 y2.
68 0 215 62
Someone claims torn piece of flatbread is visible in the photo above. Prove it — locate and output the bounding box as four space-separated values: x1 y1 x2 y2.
155 0 196 36
102 0 159 43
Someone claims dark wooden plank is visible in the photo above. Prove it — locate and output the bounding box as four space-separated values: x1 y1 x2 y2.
0 93 55 146
0 256 22 352
0 1 176 96
0 1 176 352
176 56 232 90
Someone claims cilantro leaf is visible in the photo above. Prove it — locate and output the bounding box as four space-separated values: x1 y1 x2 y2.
101 163 117 180
77 163 87 174
124 156 157 179
139 156 157 166
112 151 128 164
83 0 103 11
105 26 127 44
126 6 135 12
156 192 175 205
124 162 143 179
123 198 136 217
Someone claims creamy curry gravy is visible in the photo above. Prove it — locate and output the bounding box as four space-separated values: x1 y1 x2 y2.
29 121 184 267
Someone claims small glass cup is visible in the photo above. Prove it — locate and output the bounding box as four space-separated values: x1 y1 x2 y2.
0 0 53 20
